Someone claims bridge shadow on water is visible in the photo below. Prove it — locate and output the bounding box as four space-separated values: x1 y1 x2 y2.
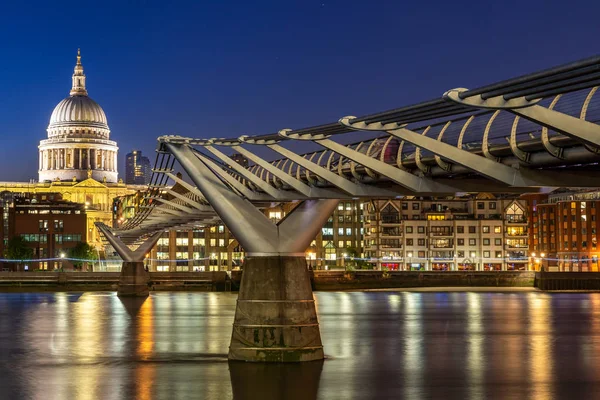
229 360 323 400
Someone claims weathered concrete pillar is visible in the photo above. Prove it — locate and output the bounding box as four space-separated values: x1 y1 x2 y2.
229 256 322 362
118 261 150 297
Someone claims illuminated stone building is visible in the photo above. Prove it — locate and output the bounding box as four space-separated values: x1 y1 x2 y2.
0 51 143 249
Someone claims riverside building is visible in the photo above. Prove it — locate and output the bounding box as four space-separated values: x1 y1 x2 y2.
363 194 529 271
117 188 535 271
0 193 87 271
532 190 600 272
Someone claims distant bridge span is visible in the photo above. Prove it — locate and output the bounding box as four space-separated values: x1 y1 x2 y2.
99 55 600 362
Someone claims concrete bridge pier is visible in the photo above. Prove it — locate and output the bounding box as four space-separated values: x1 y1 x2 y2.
230 255 323 362
167 143 339 362
96 224 162 297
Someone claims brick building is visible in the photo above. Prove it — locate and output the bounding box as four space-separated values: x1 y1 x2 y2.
0 192 87 271
532 190 600 271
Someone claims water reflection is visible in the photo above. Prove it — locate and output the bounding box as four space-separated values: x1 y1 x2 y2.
229 360 323 400
2 291 600 399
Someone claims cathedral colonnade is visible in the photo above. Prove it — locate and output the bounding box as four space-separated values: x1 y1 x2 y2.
39 146 118 172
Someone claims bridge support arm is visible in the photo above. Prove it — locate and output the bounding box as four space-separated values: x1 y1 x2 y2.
96 225 163 297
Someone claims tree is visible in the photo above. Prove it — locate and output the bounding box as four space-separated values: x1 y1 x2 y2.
344 246 370 270
5 236 34 271
68 242 98 271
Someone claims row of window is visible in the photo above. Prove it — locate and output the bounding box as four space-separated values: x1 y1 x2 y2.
20 233 81 243
37 219 66 232
23 210 80 214
337 215 361 222
402 226 509 234
321 228 362 236
337 202 363 211
54 234 82 243
372 214 526 222
375 250 520 259
158 238 234 247
374 238 525 247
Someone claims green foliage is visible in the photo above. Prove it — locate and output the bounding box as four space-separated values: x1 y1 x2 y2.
5 236 34 264
343 246 369 270
68 242 98 268
382 266 390 278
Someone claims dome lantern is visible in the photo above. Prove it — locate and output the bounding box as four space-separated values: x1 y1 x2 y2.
70 49 88 96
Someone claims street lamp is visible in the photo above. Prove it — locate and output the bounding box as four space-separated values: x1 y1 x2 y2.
59 252 66 272
407 252 413 271
530 252 536 270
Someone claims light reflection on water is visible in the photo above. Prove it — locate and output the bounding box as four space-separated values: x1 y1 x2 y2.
1 291 600 399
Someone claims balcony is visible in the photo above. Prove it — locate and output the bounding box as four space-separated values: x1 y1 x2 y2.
430 230 453 237
380 240 402 249
431 238 453 249
506 228 528 237
381 227 402 237
505 243 528 250
506 257 528 263
506 216 527 224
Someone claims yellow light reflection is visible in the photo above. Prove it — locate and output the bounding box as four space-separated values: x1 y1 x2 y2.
528 293 553 400
137 296 154 359
467 292 483 400
403 292 423 400
135 296 156 400
74 294 104 400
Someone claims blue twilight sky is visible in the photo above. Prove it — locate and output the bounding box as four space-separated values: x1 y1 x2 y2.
0 0 599 181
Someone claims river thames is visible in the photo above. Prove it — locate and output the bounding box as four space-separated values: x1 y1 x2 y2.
0 290 599 399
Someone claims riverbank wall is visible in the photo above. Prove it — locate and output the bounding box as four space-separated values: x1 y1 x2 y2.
534 272 600 291
0 271 599 292
0 271 229 292
310 270 536 290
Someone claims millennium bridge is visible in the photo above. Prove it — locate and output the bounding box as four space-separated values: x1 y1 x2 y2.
98 55 600 362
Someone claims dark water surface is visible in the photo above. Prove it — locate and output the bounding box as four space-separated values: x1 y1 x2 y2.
0 290 599 399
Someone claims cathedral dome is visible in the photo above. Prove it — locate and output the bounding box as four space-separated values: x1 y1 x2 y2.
49 95 108 130
45 49 110 139
39 49 119 183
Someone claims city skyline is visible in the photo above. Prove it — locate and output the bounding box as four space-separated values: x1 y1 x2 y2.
1 0 600 181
